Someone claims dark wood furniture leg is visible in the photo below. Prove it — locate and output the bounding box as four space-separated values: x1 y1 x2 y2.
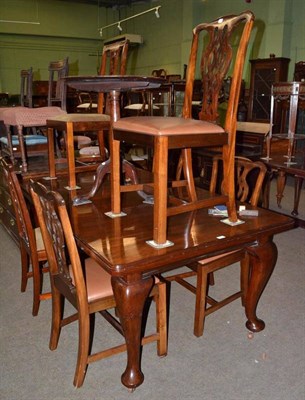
245 237 278 332
292 175 303 216
276 169 286 208
16 125 28 172
47 127 56 179
111 275 155 390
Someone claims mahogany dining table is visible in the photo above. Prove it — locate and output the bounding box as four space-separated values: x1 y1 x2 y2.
28 171 295 390
39 75 297 390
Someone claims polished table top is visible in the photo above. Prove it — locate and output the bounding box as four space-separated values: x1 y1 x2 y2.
64 75 166 93
27 171 295 276
71 191 294 276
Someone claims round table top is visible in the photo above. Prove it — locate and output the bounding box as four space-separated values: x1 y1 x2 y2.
64 75 166 92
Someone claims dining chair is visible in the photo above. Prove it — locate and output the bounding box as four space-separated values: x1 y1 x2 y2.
0 157 51 316
47 57 69 108
0 58 69 171
46 39 130 190
152 69 167 78
0 106 66 172
110 11 255 248
165 156 267 337
76 91 98 113
20 67 33 108
29 179 167 388
124 68 166 117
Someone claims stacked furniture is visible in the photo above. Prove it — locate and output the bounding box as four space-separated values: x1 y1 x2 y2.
109 11 255 248
46 40 130 190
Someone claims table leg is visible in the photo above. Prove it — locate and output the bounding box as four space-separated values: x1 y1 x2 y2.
5 125 15 165
262 169 273 209
292 176 303 216
276 169 286 208
245 237 278 332
65 121 78 190
111 275 154 390
72 159 140 206
47 127 56 179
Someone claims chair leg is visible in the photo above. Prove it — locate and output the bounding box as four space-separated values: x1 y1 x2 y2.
47 127 56 179
49 285 63 351
175 149 197 202
208 272 215 286
20 244 30 292
194 265 209 337
65 122 77 190
97 129 106 161
156 282 167 357
31 258 42 316
73 311 90 388
181 148 197 202
16 125 27 172
5 125 16 165
153 136 169 245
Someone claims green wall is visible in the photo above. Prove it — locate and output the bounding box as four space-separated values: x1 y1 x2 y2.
0 0 304 95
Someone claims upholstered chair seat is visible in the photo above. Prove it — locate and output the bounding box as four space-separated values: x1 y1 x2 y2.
1 106 66 171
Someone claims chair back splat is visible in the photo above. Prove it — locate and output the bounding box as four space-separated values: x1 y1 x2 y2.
210 155 267 206
76 40 129 114
111 11 255 248
98 39 130 113
29 179 167 388
0 157 50 316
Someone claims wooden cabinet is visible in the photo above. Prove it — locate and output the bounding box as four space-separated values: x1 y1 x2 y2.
0 165 18 243
247 58 290 123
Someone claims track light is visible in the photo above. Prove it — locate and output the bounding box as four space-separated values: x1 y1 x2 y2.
99 5 161 37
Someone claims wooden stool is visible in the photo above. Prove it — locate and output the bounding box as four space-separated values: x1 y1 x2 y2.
46 113 110 190
111 116 229 248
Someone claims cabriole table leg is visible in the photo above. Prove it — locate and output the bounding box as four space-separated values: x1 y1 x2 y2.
111 275 154 390
245 237 278 332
